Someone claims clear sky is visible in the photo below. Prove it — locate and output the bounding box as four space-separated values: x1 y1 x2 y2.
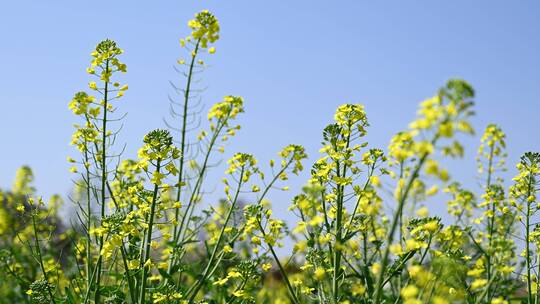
1 1 539 226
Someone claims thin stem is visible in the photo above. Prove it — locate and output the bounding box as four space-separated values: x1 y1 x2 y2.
186 167 245 303
95 59 110 304
485 144 495 301
172 39 201 246
332 130 351 303
254 160 299 304
167 118 226 274
83 255 102 304
373 136 436 303
31 211 57 304
120 242 136 303
260 229 300 304
139 159 162 303
526 177 534 304
83 144 93 288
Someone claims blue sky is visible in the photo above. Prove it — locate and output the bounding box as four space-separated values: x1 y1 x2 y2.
1 1 539 225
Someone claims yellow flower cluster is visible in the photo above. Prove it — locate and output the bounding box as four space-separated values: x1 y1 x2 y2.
477 124 506 174
208 95 244 121
187 10 220 49
88 39 127 81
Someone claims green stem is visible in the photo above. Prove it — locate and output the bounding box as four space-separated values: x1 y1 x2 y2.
95 59 110 304
83 143 93 288
485 144 494 301
254 159 299 304
259 228 300 304
344 162 376 237
31 211 56 304
526 178 533 304
373 144 434 303
172 39 200 246
83 255 102 304
332 131 350 303
119 243 136 303
139 159 162 303
332 162 343 303
168 116 229 277
186 167 245 303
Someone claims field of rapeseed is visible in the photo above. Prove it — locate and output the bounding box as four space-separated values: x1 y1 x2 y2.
0 9 539 304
